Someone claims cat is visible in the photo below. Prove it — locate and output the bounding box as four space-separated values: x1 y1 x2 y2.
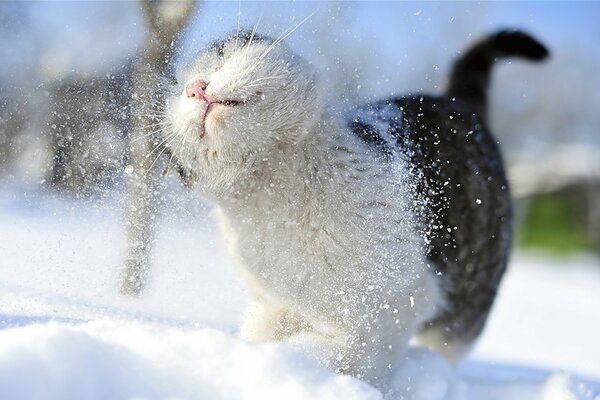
161 29 548 387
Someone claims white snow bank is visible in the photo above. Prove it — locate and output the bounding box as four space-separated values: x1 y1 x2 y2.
0 187 600 399
473 252 600 380
0 320 381 400
0 320 597 400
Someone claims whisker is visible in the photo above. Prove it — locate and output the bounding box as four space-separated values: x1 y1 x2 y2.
234 0 242 48
131 119 172 137
136 120 170 131
145 133 180 176
145 131 179 158
138 125 169 134
245 14 262 55
166 131 187 176
247 12 315 76
244 75 285 86
132 112 168 121
130 126 171 144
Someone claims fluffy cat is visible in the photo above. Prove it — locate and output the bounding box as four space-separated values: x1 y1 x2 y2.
162 29 548 387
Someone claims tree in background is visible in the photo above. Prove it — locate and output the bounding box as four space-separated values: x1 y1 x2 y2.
120 0 196 295
46 70 133 193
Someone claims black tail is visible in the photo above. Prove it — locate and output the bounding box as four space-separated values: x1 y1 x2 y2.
447 30 549 121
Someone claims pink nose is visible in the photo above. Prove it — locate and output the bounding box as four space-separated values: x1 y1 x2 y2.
186 80 209 98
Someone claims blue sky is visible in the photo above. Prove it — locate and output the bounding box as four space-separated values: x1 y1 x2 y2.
1 1 598 148
2 1 598 79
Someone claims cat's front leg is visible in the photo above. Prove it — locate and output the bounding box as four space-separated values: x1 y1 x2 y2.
329 290 434 389
332 321 408 389
240 287 311 342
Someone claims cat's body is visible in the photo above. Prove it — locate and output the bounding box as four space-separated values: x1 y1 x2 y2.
163 29 548 387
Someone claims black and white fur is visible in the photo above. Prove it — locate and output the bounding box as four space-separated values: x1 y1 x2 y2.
162 29 548 387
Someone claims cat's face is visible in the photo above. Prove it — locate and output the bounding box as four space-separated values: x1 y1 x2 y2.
166 32 321 188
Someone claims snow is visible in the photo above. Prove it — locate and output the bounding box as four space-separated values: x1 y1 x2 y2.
0 185 599 400
473 253 600 379
0 321 379 400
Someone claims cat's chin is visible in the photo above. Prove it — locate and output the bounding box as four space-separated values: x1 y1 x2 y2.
203 110 231 139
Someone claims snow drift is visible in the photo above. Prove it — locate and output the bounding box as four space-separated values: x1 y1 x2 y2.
0 186 599 399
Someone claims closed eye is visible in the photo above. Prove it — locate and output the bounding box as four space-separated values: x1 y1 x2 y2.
220 99 242 106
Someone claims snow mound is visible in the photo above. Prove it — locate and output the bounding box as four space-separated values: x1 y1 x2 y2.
0 319 597 400
1 188 600 399
0 320 378 400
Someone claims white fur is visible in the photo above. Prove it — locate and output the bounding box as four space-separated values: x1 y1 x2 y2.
166 35 445 388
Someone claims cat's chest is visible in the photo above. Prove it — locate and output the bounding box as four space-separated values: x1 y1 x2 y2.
216 202 330 296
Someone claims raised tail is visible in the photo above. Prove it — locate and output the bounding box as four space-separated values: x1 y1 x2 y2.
447 30 549 121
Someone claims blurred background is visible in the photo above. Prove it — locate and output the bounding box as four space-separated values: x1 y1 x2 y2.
1 1 599 254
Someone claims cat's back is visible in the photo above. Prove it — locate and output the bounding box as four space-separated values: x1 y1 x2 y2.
348 94 512 340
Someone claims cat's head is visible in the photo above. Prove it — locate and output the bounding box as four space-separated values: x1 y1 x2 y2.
165 30 322 191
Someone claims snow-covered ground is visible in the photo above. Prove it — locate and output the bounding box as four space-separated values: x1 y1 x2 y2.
0 184 599 400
